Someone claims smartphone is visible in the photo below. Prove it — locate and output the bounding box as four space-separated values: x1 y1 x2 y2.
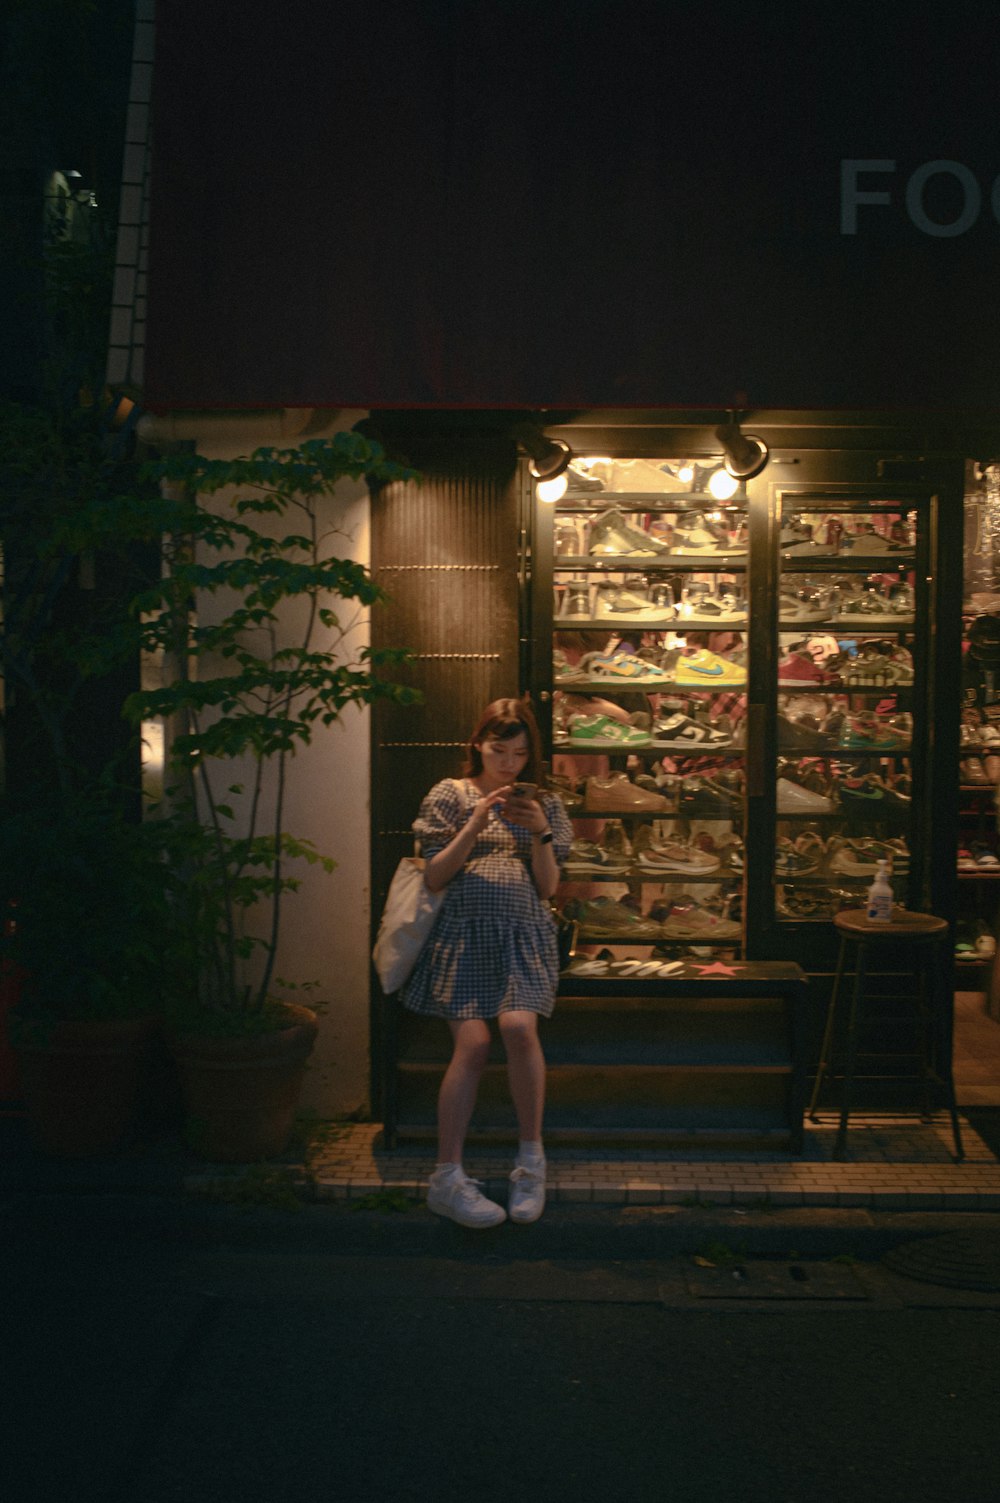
510 781 537 800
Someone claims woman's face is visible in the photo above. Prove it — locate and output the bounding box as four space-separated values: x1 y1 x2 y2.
475 731 529 789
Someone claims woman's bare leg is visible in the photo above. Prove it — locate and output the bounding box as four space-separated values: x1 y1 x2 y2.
498 1010 546 1143
437 1018 492 1165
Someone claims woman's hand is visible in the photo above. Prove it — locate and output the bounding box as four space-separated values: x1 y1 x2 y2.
469 786 509 831
499 787 549 834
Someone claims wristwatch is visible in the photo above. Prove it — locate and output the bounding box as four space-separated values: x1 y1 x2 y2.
537 829 554 845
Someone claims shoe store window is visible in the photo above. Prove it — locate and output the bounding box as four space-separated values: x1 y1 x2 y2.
536 452 939 977
545 455 750 975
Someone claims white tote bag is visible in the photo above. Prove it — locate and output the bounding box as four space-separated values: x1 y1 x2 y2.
372 856 444 993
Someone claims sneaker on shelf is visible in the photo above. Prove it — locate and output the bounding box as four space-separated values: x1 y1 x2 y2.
672 515 736 554
776 777 836 814
828 840 882 876
658 899 742 940
780 519 838 555
775 838 820 876
637 840 721 874
973 920 997 958
582 650 674 683
838 775 885 811
584 773 670 813
568 714 653 748
777 713 833 751
594 586 676 622
654 711 733 748
565 895 663 939
962 756 991 785
553 650 590 684
556 581 592 620
778 594 832 623
508 1160 546 1224
589 508 670 557
837 588 895 624
837 714 907 751
777 653 836 688
842 645 914 687
682 592 748 621
841 524 907 554
427 1167 507 1228
679 776 743 816
563 840 632 876
674 648 747 688
887 581 916 617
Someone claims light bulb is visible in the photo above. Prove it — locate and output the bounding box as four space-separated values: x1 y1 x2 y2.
536 472 568 503
708 468 740 501
677 463 694 484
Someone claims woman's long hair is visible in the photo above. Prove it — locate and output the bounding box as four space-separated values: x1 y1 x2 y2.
463 698 546 787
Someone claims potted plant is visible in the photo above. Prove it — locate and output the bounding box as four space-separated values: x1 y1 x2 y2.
0 786 173 1154
125 433 418 1161
0 400 172 1154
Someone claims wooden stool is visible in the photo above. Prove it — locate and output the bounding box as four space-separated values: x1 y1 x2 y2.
808 908 964 1161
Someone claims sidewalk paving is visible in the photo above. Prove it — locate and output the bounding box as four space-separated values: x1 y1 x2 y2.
298 1111 1000 1212
4 1110 1000 1214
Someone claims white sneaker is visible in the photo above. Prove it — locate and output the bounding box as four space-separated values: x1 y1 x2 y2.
427 1167 507 1228
508 1160 546 1224
776 777 835 814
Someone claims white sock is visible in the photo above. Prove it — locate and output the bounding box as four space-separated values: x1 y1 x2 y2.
517 1139 545 1166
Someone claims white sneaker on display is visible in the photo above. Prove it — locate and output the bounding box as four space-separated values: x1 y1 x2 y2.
508 1158 546 1224
426 1166 507 1228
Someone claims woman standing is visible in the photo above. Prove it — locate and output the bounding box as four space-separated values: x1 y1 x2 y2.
401 698 573 1227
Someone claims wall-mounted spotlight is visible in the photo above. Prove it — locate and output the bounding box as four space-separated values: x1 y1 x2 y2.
715 411 769 481
515 425 574 502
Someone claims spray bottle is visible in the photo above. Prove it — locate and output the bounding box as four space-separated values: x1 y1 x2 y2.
865 858 894 923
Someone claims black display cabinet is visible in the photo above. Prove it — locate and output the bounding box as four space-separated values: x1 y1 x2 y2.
525 443 966 1129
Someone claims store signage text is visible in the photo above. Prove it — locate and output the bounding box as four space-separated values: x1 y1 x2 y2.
840 159 1000 237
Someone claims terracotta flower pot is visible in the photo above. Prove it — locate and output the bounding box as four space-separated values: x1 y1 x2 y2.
170 1002 319 1162
15 1014 160 1157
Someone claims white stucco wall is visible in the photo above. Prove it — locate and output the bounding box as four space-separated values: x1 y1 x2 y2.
188 409 374 1118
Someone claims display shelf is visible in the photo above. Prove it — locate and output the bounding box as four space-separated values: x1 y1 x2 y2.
555 491 747 512
554 736 744 754
555 554 749 571
555 616 748 632
562 867 741 884
776 740 907 756
573 930 740 948
778 616 916 630
777 554 916 571
777 682 913 697
555 675 692 693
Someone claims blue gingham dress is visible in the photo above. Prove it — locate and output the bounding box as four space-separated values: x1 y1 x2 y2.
400 778 573 1019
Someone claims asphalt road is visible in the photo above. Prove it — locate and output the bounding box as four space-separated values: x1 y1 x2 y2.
5 1196 1000 1503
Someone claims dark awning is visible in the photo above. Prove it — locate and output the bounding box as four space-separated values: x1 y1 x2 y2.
145 2 1000 411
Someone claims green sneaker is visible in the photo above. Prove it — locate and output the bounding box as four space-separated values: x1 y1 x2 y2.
568 714 653 747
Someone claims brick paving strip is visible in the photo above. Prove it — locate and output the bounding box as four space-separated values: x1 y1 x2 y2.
287 1115 1000 1211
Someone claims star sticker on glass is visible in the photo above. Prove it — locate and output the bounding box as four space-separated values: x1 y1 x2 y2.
691 961 741 977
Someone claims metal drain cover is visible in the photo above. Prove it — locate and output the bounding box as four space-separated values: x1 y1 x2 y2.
684 1260 868 1300
884 1233 1000 1292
